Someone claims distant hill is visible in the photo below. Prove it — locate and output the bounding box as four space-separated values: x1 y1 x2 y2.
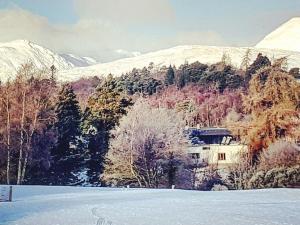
256 18 300 52
58 45 300 82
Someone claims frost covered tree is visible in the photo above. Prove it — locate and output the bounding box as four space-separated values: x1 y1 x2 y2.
102 100 187 188
240 49 252 71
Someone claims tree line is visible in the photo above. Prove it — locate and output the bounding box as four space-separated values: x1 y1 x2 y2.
0 52 299 188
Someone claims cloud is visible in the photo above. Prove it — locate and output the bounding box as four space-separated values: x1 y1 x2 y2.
0 2 226 62
74 0 175 25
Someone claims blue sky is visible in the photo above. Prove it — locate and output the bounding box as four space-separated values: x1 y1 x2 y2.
0 0 299 61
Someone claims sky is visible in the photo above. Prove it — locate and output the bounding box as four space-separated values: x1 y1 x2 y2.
0 0 299 62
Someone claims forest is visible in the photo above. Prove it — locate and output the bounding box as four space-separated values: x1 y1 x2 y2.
0 52 299 190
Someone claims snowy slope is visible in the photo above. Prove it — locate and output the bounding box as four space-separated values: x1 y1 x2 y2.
0 40 97 82
0 186 299 225
58 45 300 81
60 53 97 67
0 40 74 81
256 18 300 52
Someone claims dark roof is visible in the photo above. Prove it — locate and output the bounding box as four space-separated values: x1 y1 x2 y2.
186 128 231 136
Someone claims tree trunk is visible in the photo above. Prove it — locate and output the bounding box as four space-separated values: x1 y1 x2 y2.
6 150 11 185
6 94 11 185
17 91 26 185
21 152 29 183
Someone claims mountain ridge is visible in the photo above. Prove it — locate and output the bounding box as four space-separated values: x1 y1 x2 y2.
58 45 300 81
1 17 300 82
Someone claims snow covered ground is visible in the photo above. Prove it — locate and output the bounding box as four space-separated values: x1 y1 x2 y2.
0 186 299 225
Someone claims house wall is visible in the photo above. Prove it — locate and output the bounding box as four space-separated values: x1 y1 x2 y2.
187 144 248 166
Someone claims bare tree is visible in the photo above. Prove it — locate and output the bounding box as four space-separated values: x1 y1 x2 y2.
0 81 13 184
10 64 56 184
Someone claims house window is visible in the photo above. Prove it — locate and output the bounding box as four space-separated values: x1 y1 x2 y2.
218 153 226 161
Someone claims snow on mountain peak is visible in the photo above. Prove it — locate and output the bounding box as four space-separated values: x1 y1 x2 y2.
0 40 98 82
256 17 300 52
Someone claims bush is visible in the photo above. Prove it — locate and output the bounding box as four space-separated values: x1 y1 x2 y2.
259 141 300 169
228 142 300 190
196 166 224 191
211 184 228 191
248 165 300 188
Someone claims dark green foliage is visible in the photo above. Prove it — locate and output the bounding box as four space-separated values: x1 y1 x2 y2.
173 62 242 91
83 76 133 185
116 67 163 96
184 61 208 83
177 71 186 89
200 65 244 92
245 53 271 85
289 67 300 79
165 66 175 86
50 84 83 185
55 84 82 151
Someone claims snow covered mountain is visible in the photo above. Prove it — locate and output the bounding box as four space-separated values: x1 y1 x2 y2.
60 53 97 67
1 17 300 82
0 40 97 81
256 18 300 52
58 45 300 81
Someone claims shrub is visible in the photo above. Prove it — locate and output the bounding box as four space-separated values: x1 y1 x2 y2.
248 165 300 188
259 141 300 169
211 184 228 191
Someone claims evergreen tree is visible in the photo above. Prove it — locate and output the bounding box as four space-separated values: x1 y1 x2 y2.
240 49 252 71
245 53 271 85
55 84 81 150
165 66 175 86
50 84 83 185
83 75 132 185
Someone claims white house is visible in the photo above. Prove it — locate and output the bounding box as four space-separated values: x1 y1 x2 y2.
185 127 248 167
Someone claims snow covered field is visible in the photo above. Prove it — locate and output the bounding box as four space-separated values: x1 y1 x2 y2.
0 186 299 225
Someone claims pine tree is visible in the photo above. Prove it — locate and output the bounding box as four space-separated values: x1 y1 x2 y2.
165 66 175 86
240 49 252 71
51 84 83 185
55 84 81 150
245 53 271 85
83 75 132 185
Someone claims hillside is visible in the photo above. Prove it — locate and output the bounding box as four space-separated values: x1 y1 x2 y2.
256 18 300 52
58 45 300 81
0 40 96 81
1 186 299 225
60 53 97 67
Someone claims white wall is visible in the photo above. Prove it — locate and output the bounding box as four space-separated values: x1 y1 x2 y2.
187 144 248 166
